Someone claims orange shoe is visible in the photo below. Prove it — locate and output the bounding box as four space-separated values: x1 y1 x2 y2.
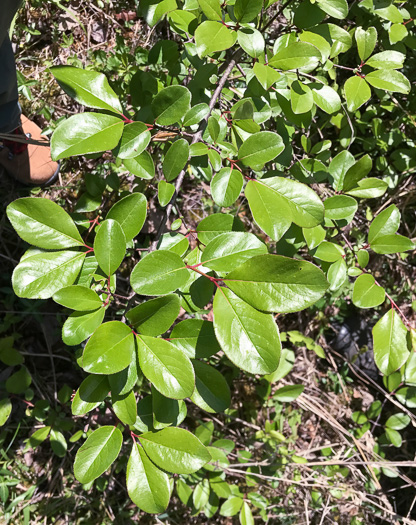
0 115 60 186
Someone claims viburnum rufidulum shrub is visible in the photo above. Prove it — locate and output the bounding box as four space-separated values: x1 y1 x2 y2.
5 0 416 517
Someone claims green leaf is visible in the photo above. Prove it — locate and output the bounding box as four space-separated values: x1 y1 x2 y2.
191 360 231 413
127 443 170 514
82 321 135 374
385 428 402 447
170 319 221 358
26 426 51 450
50 429 67 457
62 308 105 346
343 154 372 191
223 254 328 313
152 85 191 125
239 132 284 168
198 0 221 20
303 225 326 250
389 23 408 44
344 76 371 112
208 116 220 142
7 197 84 249
211 168 243 207
140 0 177 27
152 389 187 429
312 84 341 114
137 335 195 399
269 42 321 71
196 213 245 245
72 375 109 416
368 204 400 243
74 426 123 484
158 181 175 207
163 139 190 182
373 309 410 376
240 501 255 525
139 427 211 474
365 70 411 94
274 384 305 402
220 496 244 517
366 51 405 70
126 295 180 336
345 178 388 199
355 27 377 61
131 251 190 296
12 251 85 299
234 0 262 22
324 195 357 222
106 193 147 241
314 241 344 262
385 413 410 430
253 63 281 90
352 274 385 309
183 103 210 127
357 249 369 268
327 258 347 292
0 398 12 427
109 358 138 397
237 28 264 59
112 391 137 426
118 122 151 159
123 151 155 179
51 113 124 161
201 232 267 272
370 235 414 254
329 150 355 191
51 66 122 113
193 479 210 511
53 285 102 310
245 177 324 241
213 287 281 374
316 0 348 19
290 80 314 114
94 219 126 276
195 21 237 58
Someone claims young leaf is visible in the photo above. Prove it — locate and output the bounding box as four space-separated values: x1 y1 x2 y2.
136 335 195 399
352 274 385 308
158 181 175 207
373 309 410 376
131 251 190 296
51 65 122 113
355 27 377 61
51 113 124 160
191 360 231 413
53 285 102 311
7 197 84 249
223 254 328 313
344 76 371 112
106 193 147 241
82 321 135 374
94 219 126 276
126 443 170 514
238 131 284 168
211 168 243 207
253 63 281 90
139 427 212 474
195 21 237 58
163 139 190 181
74 426 123 484
126 294 180 336
118 122 151 159
213 287 281 375
72 375 109 416
62 308 105 346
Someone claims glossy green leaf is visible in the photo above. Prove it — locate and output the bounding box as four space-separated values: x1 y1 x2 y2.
303 225 326 250
213 287 281 374
274 384 304 402
365 70 411 94
312 84 341 114
253 63 281 90
269 42 321 71
74 426 123 484
127 442 170 514
13 251 85 299
118 122 151 159
158 181 175 207
344 76 371 112
0 398 12 427
373 309 410 376
352 274 385 308
94 219 126 276
72 375 109 416
170 319 221 358
324 195 357 222
6 366 31 394
327 258 347 292
220 496 244 517
152 388 187 429
112 391 137 426
342 154 372 191
211 168 243 207
51 65 122 113
109 358 138 397
223 254 328 313
137 335 195 399
237 28 264 59
82 321 135 374
131 250 190 296
126 295 180 336
208 116 220 142
7 197 84 249
50 429 67 457
238 132 284 168
385 413 410 430
191 360 231 413
195 21 237 58
51 113 124 160
389 23 408 44
152 85 191 125
53 285 102 310
193 479 210 511
106 193 147 241
123 151 155 179
368 205 400 243
240 501 255 525
329 150 355 191
234 0 262 22
370 235 414 254
201 232 267 272
355 26 377 61
163 139 189 182
183 103 210 127
139 427 212 474
290 80 313 114
316 0 348 19
196 214 245 245
314 241 344 262
366 51 405 70
62 307 105 346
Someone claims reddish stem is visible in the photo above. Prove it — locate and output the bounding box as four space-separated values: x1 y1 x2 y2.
186 264 222 287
